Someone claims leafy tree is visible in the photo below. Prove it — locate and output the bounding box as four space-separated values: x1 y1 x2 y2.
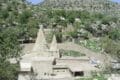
109 29 120 41
0 27 21 60
26 18 38 38
101 37 120 60
18 10 32 24
68 30 78 38
0 28 21 80
0 9 9 19
102 16 118 24
0 60 19 80
66 11 76 23
55 32 62 43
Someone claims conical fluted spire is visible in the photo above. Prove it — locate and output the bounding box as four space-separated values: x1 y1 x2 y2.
50 35 58 51
32 27 47 52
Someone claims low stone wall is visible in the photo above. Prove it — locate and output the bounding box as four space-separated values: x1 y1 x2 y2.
37 77 74 80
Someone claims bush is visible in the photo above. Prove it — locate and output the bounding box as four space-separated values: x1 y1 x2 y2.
78 39 102 52
101 37 120 59
109 29 120 41
0 60 19 80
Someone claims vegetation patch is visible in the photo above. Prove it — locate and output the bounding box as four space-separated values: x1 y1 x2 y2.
76 72 107 80
78 39 102 52
60 49 86 57
76 77 107 80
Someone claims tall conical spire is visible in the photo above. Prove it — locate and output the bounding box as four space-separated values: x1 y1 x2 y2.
50 35 58 51
32 27 47 52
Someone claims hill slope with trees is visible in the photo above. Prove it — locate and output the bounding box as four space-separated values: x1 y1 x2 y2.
40 0 120 17
0 0 120 79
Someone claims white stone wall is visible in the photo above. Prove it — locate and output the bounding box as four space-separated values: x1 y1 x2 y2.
56 59 89 65
32 61 53 76
53 68 71 77
18 74 31 80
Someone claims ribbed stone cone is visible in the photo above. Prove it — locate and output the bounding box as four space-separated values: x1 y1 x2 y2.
50 35 58 51
32 28 48 52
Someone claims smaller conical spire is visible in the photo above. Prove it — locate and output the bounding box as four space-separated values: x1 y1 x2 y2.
50 35 58 51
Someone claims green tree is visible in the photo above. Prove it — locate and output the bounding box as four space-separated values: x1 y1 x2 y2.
0 27 21 60
18 10 32 24
26 18 38 38
101 37 120 60
0 28 21 80
0 9 9 19
0 60 19 80
109 29 120 41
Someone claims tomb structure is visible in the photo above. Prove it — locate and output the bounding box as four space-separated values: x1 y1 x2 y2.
18 27 100 80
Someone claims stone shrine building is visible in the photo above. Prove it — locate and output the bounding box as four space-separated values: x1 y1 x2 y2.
18 27 100 80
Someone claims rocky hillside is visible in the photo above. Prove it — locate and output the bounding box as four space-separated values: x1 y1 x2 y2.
40 0 120 17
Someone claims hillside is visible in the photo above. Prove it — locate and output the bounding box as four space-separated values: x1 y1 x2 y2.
0 0 120 79
40 0 120 17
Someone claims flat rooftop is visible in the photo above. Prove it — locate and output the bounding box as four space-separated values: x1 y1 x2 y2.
60 56 89 60
32 56 55 61
68 63 100 72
